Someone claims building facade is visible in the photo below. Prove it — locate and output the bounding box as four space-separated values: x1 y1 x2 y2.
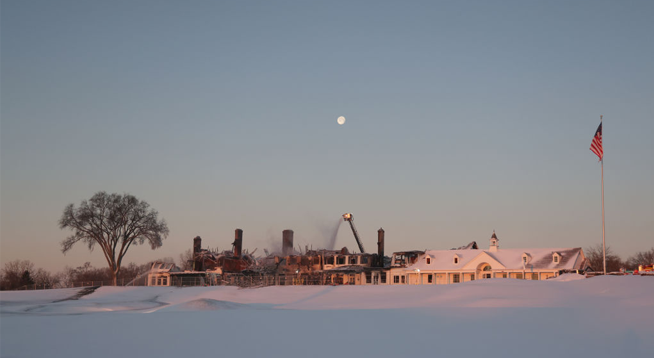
388 232 589 285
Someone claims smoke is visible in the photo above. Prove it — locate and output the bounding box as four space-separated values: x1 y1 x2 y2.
323 218 342 250
264 228 283 255
261 216 344 256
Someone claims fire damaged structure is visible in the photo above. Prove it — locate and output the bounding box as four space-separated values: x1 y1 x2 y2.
243 227 389 286
149 215 590 287
192 230 256 274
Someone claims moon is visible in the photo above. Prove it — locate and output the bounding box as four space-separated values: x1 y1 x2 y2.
337 116 346 125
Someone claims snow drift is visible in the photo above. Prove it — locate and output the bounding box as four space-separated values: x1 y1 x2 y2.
1 276 652 358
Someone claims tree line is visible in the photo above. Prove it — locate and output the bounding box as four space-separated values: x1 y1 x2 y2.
583 245 654 273
0 251 192 291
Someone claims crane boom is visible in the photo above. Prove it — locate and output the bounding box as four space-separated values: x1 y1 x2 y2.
342 213 365 253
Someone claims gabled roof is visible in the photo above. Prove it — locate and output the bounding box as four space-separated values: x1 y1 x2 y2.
400 247 584 272
461 251 506 270
149 262 181 273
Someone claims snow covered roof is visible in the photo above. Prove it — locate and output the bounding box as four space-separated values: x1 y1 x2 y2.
401 247 584 272
149 262 181 273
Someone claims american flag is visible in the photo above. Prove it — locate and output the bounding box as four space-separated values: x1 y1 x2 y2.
590 123 603 160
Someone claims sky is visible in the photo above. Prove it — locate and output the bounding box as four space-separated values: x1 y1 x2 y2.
1 0 653 273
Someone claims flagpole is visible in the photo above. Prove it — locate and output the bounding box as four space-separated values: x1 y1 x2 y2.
600 115 606 275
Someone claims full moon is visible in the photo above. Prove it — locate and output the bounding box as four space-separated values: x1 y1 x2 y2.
337 116 346 125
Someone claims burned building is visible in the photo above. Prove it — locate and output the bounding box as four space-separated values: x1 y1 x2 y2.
192 229 256 274
251 227 390 285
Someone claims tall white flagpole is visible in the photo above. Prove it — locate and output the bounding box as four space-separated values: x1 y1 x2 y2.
600 115 606 275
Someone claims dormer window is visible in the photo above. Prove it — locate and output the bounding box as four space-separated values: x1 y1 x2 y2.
521 253 531 265
553 252 561 263
426 257 431 265
453 255 460 265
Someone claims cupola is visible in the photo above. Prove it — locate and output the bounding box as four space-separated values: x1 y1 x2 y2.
489 230 499 252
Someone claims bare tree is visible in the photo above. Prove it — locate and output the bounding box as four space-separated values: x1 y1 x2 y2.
59 192 169 285
32 268 61 289
178 249 194 271
585 244 623 273
1 260 35 290
65 262 111 283
626 247 654 270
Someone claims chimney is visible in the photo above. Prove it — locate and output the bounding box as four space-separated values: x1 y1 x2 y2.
282 229 294 256
193 236 202 254
233 229 243 257
377 228 385 267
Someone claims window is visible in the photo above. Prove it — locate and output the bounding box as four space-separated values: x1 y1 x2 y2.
454 257 459 264
381 272 387 283
470 275 475 281
150 277 156 286
553 253 560 263
337 257 345 265
157 277 162 286
326 257 334 265
365 272 372 283
162 277 168 286
394 276 400 284
426 257 431 265
452 274 460 283
349 276 355 284
394 254 406 265
349 257 357 265
361 256 369 264
401 276 406 284
522 256 527 263
531 273 538 280
515 273 523 279
427 274 433 283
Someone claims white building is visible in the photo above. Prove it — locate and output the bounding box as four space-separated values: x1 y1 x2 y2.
388 232 590 285
146 262 220 287
146 262 181 286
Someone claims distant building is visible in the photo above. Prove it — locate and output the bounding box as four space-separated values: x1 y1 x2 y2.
388 231 590 285
146 262 180 286
146 262 219 287
247 228 389 286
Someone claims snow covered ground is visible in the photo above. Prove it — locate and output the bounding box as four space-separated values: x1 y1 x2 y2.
1 275 652 358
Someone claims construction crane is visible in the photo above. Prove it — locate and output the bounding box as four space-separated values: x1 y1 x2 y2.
342 213 365 253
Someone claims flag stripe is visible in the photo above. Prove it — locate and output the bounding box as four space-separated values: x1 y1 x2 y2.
590 123 603 160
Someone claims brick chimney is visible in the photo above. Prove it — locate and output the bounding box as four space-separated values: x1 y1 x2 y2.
282 229 294 255
233 229 243 257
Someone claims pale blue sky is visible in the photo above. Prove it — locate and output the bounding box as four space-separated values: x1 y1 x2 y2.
2 0 653 272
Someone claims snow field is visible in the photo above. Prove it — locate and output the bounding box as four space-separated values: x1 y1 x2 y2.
1 275 652 358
